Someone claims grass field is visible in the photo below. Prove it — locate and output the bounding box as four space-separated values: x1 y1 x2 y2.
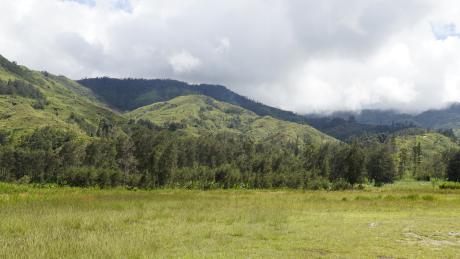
0 182 460 258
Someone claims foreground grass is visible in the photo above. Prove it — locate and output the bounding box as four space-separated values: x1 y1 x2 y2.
0 182 460 258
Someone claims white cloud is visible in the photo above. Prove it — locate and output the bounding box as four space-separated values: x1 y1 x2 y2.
444 75 460 103
168 51 201 74
215 38 230 55
1 0 460 113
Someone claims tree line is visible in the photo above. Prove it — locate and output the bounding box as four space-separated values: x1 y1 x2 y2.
0 121 459 189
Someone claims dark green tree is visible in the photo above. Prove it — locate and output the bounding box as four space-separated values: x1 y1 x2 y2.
115 135 137 184
344 141 365 185
447 150 460 182
367 145 396 186
398 147 408 178
157 142 178 185
411 142 422 176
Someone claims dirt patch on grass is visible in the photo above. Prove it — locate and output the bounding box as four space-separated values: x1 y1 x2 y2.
403 232 460 247
80 195 96 202
302 248 332 256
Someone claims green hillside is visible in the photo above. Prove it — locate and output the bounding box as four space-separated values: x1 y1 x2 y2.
128 95 337 146
0 55 337 147
391 131 459 180
0 55 122 140
79 78 414 140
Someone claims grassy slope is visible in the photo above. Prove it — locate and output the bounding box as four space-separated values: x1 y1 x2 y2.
128 95 337 146
0 56 122 139
395 132 457 155
1 182 460 258
393 132 459 177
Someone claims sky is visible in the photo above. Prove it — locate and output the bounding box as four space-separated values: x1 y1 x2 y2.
1 0 460 114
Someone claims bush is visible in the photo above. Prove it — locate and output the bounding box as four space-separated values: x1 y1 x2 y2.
331 179 352 191
306 177 330 190
17 175 31 185
32 98 48 109
57 167 123 187
439 181 460 190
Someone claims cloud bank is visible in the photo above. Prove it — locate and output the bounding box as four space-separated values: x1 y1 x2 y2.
1 0 460 113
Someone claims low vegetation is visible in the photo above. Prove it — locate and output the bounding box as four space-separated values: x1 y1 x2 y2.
0 181 459 258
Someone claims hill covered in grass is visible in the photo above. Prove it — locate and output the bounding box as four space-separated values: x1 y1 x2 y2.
0 55 337 147
0 55 122 140
127 95 337 146
79 77 413 140
390 130 459 180
78 77 308 121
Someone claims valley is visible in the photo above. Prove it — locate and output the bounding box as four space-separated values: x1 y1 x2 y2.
3 1 460 257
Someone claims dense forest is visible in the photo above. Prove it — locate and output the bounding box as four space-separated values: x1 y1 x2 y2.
1 120 460 190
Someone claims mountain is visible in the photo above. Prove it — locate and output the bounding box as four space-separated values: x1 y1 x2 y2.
0 55 121 139
78 77 413 140
326 110 415 126
328 105 460 137
127 95 337 146
304 116 413 141
78 77 308 121
415 104 460 131
0 56 337 146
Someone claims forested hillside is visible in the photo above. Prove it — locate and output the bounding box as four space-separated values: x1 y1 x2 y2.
391 130 458 180
79 77 412 140
329 105 460 137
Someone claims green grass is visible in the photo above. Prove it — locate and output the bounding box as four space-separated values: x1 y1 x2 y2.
0 182 460 258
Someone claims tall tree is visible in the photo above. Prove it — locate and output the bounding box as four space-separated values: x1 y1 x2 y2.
158 142 178 186
344 141 365 185
412 142 422 176
398 147 408 178
367 145 396 186
116 135 137 184
447 151 460 182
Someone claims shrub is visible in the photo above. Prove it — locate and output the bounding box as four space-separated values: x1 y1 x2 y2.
17 175 31 185
439 181 460 190
306 177 330 190
331 179 352 191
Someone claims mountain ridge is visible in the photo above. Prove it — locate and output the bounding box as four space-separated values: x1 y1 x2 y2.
0 55 338 146
78 77 415 140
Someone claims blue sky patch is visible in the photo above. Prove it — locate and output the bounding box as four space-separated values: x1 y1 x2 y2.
431 22 460 40
65 0 132 12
